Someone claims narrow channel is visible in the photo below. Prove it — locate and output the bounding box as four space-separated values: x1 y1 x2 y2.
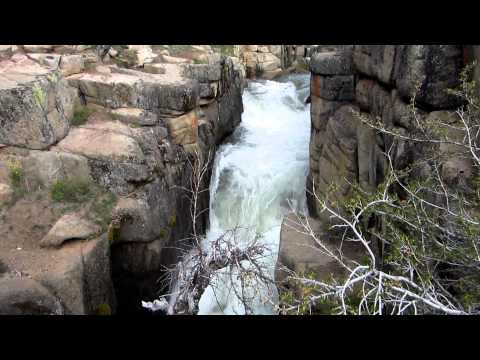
198 73 311 314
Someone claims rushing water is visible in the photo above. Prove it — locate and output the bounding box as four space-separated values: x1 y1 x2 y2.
197 73 311 315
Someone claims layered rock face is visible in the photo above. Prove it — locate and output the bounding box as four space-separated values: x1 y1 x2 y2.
277 45 472 282
237 45 315 80
0 45 244 314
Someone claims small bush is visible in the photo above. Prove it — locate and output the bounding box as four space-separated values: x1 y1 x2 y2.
7 159 24 189
96 303 112 315
51 180 91 203
91 191 117 230
193 58 208 64
71 107 93 126
212 45 234 57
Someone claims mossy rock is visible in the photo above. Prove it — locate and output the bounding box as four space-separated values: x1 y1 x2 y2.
96 303 112 315
168 213 177 228
158 228 169 239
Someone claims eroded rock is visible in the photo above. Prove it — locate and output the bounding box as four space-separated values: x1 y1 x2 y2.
40 213 101 248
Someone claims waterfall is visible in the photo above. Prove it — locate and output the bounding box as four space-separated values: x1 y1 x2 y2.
197 74 311 315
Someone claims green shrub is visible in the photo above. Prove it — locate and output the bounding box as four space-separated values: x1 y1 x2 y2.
211 45 234 57
71 107 93 126
91 191 117 230
7 159 24 188
96 303 112 315
51 180 91 203
193 58 208 64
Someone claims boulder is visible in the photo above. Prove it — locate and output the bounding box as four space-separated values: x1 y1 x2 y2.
56 119 145 164
55 117 152 195
0 55 76 149
40 213 101 248
311 74 355 101
22 150 92 188
275 214 364 284
34 236 116 314
59 55 84 76
0 276 63 315
310 51 353 75
127 45 158 66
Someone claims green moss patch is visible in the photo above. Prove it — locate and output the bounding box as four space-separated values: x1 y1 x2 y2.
51 179 91 203
71 106 94 126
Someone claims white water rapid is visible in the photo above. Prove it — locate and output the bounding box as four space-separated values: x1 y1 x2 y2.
197 73 311 315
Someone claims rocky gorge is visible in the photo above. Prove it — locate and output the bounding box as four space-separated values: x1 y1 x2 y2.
1 44 479 315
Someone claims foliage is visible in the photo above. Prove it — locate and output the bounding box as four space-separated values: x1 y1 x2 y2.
7 159 24 189
71 106 93 126
96 303 112 315
211 45 234 57
51 179 91 203
32 83 46 110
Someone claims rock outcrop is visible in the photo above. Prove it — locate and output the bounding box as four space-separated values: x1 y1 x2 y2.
237 45 314 80
0 45 244 314
277 45 475 285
